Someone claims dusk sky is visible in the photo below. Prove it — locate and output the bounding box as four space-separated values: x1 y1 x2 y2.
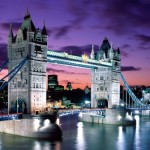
0 0 150 89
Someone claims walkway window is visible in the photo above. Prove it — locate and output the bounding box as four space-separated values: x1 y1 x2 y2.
100 76 104 80
100 86 103 91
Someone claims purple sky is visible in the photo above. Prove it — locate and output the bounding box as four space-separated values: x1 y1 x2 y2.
0 0 150 89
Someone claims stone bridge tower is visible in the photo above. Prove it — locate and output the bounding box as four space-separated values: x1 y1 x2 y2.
90 38 121 108
8 11 47 114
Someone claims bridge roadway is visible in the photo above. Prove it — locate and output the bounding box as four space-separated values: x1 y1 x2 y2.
58 108 106 117
47 50 112 69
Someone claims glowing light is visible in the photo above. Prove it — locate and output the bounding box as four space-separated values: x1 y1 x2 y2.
82 53 88 63
121 103 124 106
117 115 122 120
33 119 40 131
56 118 60 125
135 110 139 114
44 119 50 126
85 100 90 104
76 122 86 150
64 52 68 58
79 112 82 118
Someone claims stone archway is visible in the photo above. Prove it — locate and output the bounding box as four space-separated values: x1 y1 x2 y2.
97 99 108 108
15 98 27 114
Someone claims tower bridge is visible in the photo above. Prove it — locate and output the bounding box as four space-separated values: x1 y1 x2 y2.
0 11 148 115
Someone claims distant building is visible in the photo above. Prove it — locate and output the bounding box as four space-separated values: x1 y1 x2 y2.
84 86 91 94
0 80 8 109
55 85 64 91
66 82 72 91
143 87 150 104
48 75 58 91
47 75 64 92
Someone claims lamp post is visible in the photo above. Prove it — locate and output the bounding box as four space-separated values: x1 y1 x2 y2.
17 78 18 114
16 71 20 114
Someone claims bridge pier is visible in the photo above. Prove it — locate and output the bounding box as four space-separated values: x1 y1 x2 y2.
79 108 136 125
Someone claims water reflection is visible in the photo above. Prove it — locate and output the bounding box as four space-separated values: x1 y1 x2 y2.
1 114 150 150
134 115 140 149
33 140 61 150
76 122 86 150
117 126 125 150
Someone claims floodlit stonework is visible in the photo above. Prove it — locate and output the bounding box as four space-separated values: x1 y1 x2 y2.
8 11 47 114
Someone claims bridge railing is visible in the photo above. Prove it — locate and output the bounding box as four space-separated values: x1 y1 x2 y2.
47 50 112 67
120 73 146 108
58 108 106 117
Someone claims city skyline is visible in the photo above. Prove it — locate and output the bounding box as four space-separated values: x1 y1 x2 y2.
0 0 150 89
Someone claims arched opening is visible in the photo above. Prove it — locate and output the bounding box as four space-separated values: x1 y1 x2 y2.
14 98 27 114
97 99 108 108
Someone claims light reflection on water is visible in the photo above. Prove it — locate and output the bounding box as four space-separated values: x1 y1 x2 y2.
117 126 125 150
0 114 150 150
76 122 86 150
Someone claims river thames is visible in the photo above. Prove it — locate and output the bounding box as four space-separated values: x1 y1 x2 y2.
0 114 150 150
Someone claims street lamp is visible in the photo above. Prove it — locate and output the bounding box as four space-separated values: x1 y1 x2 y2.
17 71 20 114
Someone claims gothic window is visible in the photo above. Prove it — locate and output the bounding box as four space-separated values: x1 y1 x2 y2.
97 88 99 91
25 79 27 84
100 86 103 91
24 67 27 72
33 66 36 72
105 87 107 91
35 30 42 42
20 72 23 80
35 45 43 54
36 83 38 88
100 76 104 80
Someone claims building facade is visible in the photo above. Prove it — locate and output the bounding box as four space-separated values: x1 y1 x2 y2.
7 12 121 112
8 11 47 114
90 38 121 108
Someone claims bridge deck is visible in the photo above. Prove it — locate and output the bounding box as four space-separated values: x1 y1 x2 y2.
47 50 112 69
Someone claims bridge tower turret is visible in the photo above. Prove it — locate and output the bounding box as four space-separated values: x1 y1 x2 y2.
90 45 95 59
91 38 121 108
8 11 47 114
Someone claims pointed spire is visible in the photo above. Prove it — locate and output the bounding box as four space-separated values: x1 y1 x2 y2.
90 45 95 59
42 20 47 35
110 41 113 49
24 8 31 19
117 47 120 54
104 37 108 41
100 37 110 50
8 23 13 37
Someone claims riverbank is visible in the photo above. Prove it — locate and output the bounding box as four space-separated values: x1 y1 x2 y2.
79 108 136 125
0 114 62 140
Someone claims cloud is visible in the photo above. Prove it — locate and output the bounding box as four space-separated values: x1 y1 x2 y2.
121 66 142 72
59 44 99 56
135 34 150 45
49 0 91 39
60 80 81 85
53 25 72 39
1 22 21 32
121 44 130 49
65 0 90 26
47 67 88 75
90 0 150 36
